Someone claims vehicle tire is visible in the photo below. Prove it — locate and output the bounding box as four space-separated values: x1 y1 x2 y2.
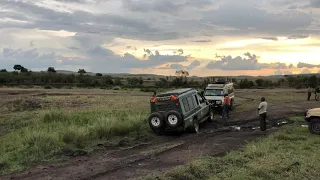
188 118 200 133
165 111 183 128
148 112 165 135
207 109 214 122
308 118 320 135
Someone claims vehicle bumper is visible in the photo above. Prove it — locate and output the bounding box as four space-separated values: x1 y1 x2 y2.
210 105 223 112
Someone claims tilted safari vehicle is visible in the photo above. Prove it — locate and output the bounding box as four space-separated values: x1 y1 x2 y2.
305 108 320 135
148 88 214 134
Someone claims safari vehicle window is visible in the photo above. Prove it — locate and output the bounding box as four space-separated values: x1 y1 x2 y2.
187 96 195 110
182 96 196 112
204 89 224 96
182 98 190 112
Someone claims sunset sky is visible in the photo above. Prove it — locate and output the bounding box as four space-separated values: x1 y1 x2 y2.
0 0 320 77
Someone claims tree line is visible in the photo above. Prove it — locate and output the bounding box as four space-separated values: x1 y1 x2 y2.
0 65 319 89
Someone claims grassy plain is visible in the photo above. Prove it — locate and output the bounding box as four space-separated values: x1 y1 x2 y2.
143 116 320 180
0 87 311 175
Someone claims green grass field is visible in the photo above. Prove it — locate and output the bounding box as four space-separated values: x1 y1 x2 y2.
142 117 320 180
0 88 313 175
0 89 152 175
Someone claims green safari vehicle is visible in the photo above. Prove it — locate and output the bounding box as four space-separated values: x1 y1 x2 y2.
148 88 214 134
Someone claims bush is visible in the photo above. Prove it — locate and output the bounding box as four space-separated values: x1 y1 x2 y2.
44 85 52 89
140 88 156 92
112 86 121 90
62 126 90 148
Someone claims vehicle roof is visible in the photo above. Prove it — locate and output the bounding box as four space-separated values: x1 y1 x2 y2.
157 88 195 97
206 82 233 89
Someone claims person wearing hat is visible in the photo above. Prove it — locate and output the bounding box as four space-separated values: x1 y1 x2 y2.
258 97 268 131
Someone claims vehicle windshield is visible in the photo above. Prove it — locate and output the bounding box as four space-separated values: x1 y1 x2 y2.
204 89 224 96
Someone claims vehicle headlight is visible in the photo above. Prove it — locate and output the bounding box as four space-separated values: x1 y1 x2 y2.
216 101 222 104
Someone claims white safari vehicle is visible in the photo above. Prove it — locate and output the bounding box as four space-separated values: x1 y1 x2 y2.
204 82 235 114
305 108 320 135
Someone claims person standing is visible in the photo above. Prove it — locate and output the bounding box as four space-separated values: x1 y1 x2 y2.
258 97 268 131
222 94 231 122
307 87 312 101
316 86 320 101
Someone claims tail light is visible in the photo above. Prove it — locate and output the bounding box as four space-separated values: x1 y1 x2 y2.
170 94 178 101
150 97 157 103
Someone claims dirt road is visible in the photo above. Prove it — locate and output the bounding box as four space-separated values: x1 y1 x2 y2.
2 100 319 180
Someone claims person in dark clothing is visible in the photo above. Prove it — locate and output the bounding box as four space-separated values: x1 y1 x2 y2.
222 94 231 123
258 97 268 131
307 87 312 101
316 86 320 101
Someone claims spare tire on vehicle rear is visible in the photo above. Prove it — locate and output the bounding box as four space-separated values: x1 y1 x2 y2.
148 112 165 134
165 111 183 128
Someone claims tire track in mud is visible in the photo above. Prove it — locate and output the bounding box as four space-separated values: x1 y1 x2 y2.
2 101 319 180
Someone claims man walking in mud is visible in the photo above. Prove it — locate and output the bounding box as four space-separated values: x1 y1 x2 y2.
258 97 268 131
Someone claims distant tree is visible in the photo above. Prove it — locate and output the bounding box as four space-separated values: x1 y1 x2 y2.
155 78 168 87
127 77 143 86
175 70 189 77
47 67 56 73
114 78 123 86
0 69 7 72
78 69 87 75
13 64 23 71
20 67 29 73
103 75 114 85
255 79 264 87
308 75 317 88
239 78 254 89
13 64 29 73
96 73 103 77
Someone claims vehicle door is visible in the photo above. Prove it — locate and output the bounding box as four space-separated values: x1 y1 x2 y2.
196 94 209 122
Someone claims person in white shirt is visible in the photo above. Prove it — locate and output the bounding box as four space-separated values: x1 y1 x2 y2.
258 97 268 131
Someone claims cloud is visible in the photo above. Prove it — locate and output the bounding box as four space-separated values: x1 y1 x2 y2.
260 37 278 41
301 68 311 74
206 52 263 70
0 47 189 73
187 60 201 70
29 41 34 47
307 0 320 8
200 2 313 36
122 0 212 13
206 52 294 70
190 40 212 43
287 34 309 39
161 60 201 70
297 62 320 68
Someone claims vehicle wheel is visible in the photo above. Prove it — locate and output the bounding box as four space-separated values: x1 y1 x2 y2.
188 118 200 133
148 112 164 135
207 109 214 122
165 111 182 128
309 118 320 135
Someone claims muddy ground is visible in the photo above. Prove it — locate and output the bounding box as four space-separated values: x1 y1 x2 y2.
2 96 319 180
